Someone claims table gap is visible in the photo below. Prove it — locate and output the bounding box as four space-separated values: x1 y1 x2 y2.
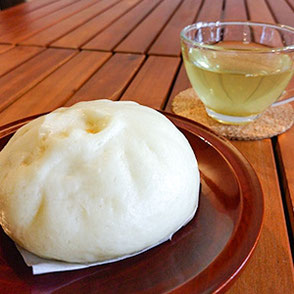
81 0 145 49
163 59 184 111
62 52 147 106
115 53 149 101
286 0 294 10
265 0 294 26
114 0 183 54
221 0 226 19
262 0 279 22
64 51 114 100
116 54 148 101
20 0 122 47
103 0 163 52
193 0 206 22
0 48 78 113
0 46 45 78
272 137 294 261
0 0 102 44
243 0 251 19
51 0 144 50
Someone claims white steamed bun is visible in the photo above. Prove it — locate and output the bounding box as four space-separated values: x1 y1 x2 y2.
0 100 200 263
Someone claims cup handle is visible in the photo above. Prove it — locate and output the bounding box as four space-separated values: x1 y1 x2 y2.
272 96 294 107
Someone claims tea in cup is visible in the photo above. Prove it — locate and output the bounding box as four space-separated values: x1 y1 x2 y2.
181 22 294 124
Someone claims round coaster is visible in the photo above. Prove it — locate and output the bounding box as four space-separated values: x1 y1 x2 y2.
171 88 294 140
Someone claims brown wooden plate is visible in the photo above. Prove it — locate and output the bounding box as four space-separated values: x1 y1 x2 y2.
0 112 264 294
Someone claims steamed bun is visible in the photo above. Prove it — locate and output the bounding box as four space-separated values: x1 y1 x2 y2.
0 100 200 263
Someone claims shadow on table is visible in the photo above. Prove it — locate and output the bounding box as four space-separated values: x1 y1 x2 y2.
0 0 25 10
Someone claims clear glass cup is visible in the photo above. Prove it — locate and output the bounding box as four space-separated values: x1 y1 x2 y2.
181 21 294 124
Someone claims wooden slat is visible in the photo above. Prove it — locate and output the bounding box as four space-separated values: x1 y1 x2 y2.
51 0 142 49
0 51 111 126
269 0 294 237
0 0 100 44
220 4 294 292
287 0 294 10
165 65 294 294
266 0 294 26
0 1 292 293
196 0 224 21
0 0 81 36
0 48 76 113
246 1 283 51
82 0 162 52
0 45 13 54
164 1 294 292
148 0 202 56
246 0 276 23
276 127 294 232
20 0 120 46
66 53 145 105
0 46 44 77
164 0 225 109
228 141 294 293
115 0 182 54
285 78 294 99
223 0 247 20
222 0 248 41
121 56 180 109
247 0 293 48
165 63 190 112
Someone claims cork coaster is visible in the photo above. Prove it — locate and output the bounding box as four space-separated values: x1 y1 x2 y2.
171 88 294 140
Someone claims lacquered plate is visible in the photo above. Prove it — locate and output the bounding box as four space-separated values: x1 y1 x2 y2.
0 112 264 294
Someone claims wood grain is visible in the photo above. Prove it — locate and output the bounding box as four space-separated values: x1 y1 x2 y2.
0 0 293 293
0 45 13 54
246 0 278 46
51 0 142 49
247 0 294 234
276 127 294 232
222 0 248 41
0 0 59 20
121 56 180 109
163 1 294 292
164 65 294 294
0 48 76 113
0 0 81 36
115 0 182 54
216 6 294 292
223 0 247 20
287 0 294 10
0 46 44 77
20 0 120 46
163 0 224 107
0 0 100 44
246 0 276 23
228 141 294 293
266 0 294 26
82 0 162 51
270 0 294 234
66 53 145 105
148 0 202 56
196 0 224 21
165 63 190 112
0 51 111 126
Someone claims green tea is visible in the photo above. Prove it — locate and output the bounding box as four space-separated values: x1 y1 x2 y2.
182 41 294 117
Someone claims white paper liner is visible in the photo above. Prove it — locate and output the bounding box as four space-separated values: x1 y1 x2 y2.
15 206 197 275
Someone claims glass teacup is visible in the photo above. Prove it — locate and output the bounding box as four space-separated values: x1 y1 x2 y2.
181 21 294 124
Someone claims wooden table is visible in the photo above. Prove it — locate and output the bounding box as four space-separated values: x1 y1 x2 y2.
0 0 293 293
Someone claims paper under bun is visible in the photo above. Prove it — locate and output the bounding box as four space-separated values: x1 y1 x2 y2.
0 100 200 263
